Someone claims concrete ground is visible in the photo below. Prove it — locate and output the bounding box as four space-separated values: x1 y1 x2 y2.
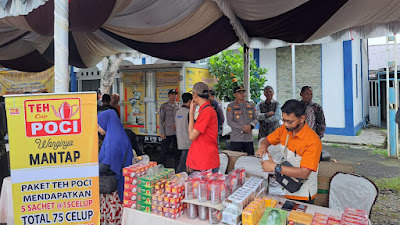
322 127 386 148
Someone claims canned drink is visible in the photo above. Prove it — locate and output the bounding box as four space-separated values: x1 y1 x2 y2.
188 204 198 219
198 205 208 221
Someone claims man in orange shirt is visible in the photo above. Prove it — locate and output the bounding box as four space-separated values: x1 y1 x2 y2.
257 99 322 204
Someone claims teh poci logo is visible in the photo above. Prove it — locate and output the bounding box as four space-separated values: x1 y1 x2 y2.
25 98 82 137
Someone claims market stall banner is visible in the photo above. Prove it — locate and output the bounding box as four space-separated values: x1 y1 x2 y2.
5 93 99 225
0 67 54 95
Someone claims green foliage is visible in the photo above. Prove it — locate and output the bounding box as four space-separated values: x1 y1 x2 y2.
372 149 388 157
371 177 400 191
207 47 268 103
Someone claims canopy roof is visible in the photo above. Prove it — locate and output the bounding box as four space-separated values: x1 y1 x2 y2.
1 0 400 72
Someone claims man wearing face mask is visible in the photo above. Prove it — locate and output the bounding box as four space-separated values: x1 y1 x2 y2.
256 99 322 204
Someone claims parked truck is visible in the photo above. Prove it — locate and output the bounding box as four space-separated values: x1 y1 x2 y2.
119 63 230 150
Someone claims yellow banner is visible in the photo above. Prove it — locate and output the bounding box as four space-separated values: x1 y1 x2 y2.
122 71 180 136
0 67 54 95
185 67 217 91
6 93 99 225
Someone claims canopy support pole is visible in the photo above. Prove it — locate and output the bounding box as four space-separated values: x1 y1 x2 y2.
243 45 250 101
54 0 69 93
395 35 399 158
292 44 296 99
386 35 391 157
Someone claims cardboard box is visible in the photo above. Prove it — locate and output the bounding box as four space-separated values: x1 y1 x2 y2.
315 162 355 207
222 150 247 173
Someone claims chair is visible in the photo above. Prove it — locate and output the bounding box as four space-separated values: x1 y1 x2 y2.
329 172 378 217
234 156 268 179
219 153 229 174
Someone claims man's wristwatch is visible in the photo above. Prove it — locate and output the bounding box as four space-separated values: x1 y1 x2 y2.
275 164 282 173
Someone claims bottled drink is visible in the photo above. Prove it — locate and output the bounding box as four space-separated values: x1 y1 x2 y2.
170 172 188 184
132 155 150 165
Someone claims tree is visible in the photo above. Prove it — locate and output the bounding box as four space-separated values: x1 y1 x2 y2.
100 53 131 94
208 47 268 103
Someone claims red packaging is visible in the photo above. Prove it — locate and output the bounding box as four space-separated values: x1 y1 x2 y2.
123 191 137 201
151 204 158 214
124 183 138 192
328 216 341 221
341 215 368 225
163 195 170 207
163 207 170 217
327 221 341 225
311 222 327 225
157 195 165 207
157 206 163 216
169 208 179 219
123 200 137 209
122 165 139 177
151 195 158 204
344 208 368 218
124 176 138 185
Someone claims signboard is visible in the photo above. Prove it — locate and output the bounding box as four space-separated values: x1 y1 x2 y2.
123 71 179 136
185 67 217 91
6 93 99 225
123 72 146 134
0 67 54 95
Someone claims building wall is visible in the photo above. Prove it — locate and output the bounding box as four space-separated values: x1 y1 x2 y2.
321 42 345 128
352 39 363 127
276 45 322 104
361 39 370 119
259 48 277 101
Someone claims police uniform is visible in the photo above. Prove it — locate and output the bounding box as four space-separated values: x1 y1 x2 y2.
227 87 258 155
159 90 180 167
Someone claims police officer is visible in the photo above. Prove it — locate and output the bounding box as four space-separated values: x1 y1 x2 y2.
227 86 258 155
159 89 180 168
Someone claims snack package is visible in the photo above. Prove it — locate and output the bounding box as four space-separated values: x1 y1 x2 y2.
123 200 137 209
123 191 137 201
198 206 208 221
188 203 198 219
209 208 222 224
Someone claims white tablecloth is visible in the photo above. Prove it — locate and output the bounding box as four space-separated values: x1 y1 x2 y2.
0 176 13 225
122 208 211 225
121 197 371 225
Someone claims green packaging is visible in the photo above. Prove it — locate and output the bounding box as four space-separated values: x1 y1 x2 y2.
138 175 157 188
136 202 152 213
137 184 155 196
257 207 287 225
137 193 152 205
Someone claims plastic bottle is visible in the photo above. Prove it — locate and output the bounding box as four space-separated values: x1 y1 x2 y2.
132 155 150 165
146 164 164 177
170 172 188 184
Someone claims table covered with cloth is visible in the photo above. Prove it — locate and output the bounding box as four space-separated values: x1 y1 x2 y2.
0 176 124 225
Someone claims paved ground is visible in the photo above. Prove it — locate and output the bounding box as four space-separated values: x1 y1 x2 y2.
324 144 400 225
323 144 400 178
322 127 386 148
